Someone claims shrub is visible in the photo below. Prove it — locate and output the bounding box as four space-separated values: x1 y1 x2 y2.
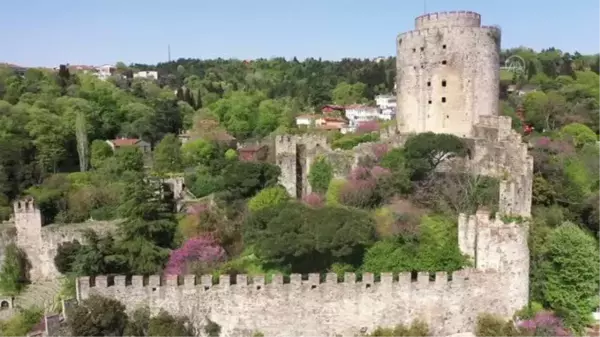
302 192 324 208
518 311 572 336
356 120 379 134
368 319 431 336
326 179 346 206
248 186 289 212
204 318 221 337
339 166 390 208
54 240 83 274
475 313 522 336
0 307 43 337
69 295 128 336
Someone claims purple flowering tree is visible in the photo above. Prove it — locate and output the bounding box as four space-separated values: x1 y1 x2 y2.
165 235 227 275
356 120 379 134
518 311 572 337
340 166 391 208
371 143 389 161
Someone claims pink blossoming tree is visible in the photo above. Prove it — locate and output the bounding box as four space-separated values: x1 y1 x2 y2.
165 235 227 276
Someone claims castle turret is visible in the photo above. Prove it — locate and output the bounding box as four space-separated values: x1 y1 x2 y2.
396 11 501 138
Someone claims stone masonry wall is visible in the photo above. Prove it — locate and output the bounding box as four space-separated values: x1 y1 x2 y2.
78 270 513 337
396 12 500 138
14 199 117 282
77 209 528 337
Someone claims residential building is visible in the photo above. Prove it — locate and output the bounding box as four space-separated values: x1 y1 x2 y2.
344 104 382 127
321 105 345 114
94 64 116 80
296 114 349 132
134 70 159 80
106 137 151 154
375 94 397 120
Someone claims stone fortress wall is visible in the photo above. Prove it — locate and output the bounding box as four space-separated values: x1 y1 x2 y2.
5 9 533 337
77 208 528 336
13 199 117 282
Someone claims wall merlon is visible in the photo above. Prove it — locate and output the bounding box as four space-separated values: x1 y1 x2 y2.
132 275 143 287
218 274 229 287
114 275 126 287
13 198 39 213
96 275 107 287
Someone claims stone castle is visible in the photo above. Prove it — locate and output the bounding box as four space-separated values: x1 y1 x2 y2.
8 11 532 337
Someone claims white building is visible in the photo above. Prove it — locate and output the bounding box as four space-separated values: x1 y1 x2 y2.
296 114 319 127
93 64 116 80
134 71 159 80
344 105 384 127
375 94 397 120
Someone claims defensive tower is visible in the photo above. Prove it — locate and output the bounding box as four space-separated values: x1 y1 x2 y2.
396 11 501 138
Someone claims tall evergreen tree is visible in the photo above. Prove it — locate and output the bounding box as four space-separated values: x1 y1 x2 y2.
112 172 178 274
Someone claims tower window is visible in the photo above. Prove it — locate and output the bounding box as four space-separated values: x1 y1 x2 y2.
412 48 416 52
427 81 431 86
442 80 447 87
421 64 424 69
442 60 447 65
442 97 446 103
442 44 447 49
420 47 424 51
428 100 432 104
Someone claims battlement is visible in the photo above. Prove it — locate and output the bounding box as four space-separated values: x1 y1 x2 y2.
398 25 500 40
77 268 496 293
13 198 39 213
415 11 481 30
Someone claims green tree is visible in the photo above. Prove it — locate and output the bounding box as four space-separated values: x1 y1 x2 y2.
308 156 333 194
362 216 467 273
182 138 215 167
114 146 144 173
559 123 597 148
248 186 290 212
540 222 600 332
403 132 467 180
153 133 183 174
332 82 367 105
224 148 237 160
90 139 113 169
244 202 376 272
69 295 128 336
113 172 177 274
0 243 29 295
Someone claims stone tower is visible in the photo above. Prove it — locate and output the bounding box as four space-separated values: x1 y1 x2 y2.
396 11 501 138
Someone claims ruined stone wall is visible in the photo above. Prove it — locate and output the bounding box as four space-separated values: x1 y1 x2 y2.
13 199 118 282
274 134 329 198
396 11 500 138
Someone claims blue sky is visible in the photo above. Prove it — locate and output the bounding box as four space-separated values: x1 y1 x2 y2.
2 0 598 67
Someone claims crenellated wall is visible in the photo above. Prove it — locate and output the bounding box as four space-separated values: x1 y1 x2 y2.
77 269 518 336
